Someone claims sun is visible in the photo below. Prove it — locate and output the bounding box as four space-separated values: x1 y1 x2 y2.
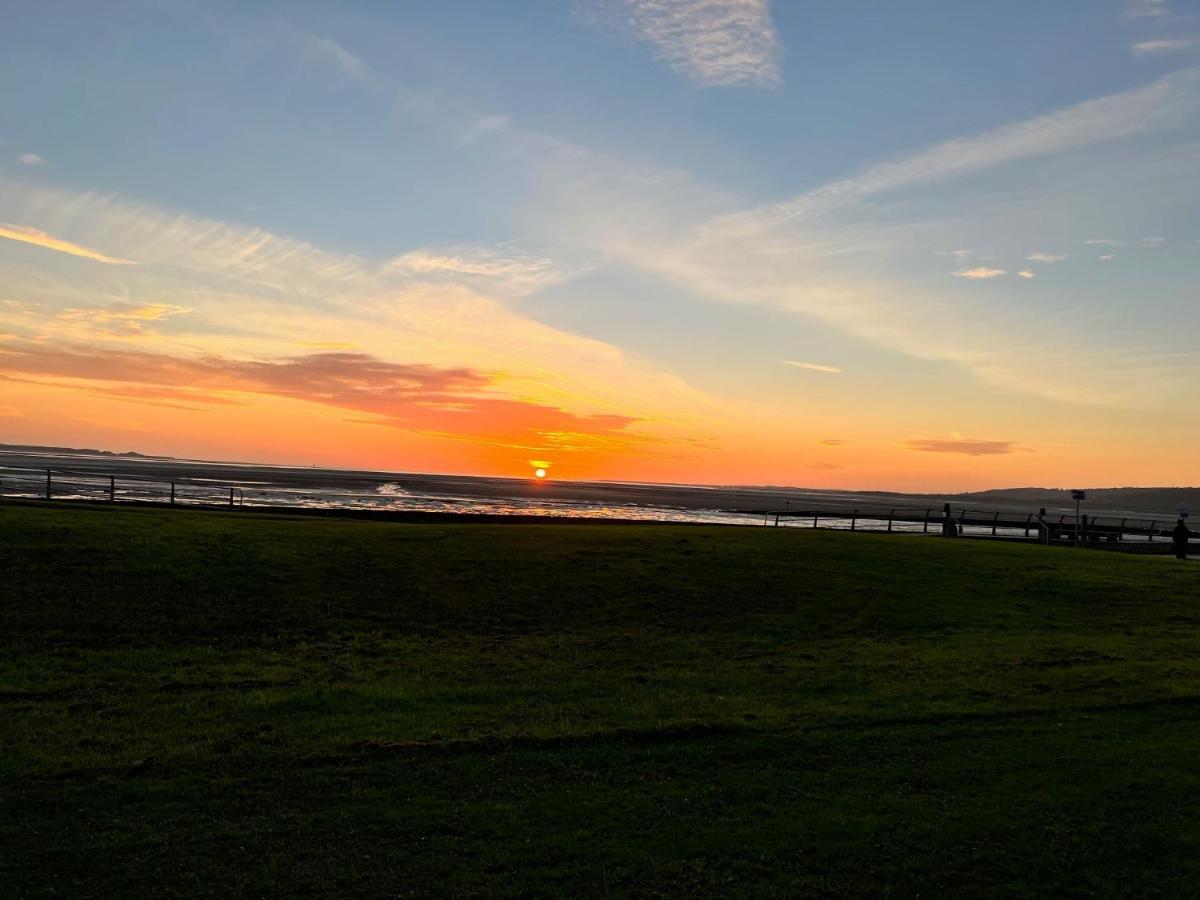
534 468 547 479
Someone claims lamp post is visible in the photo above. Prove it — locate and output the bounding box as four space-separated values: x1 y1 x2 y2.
1072 489 1086 548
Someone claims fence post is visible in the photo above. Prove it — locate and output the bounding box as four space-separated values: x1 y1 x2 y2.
229 487 235 509
887 509 894 532
170 482 176 505
109 476 115 503
1148 520 1156 542
813 512 819 529
923 508 930 533
851 510 857 531
992 511 1000 536
45 468 51 500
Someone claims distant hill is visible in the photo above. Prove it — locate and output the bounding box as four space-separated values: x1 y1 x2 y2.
945 487 1200 516
0 443 169 459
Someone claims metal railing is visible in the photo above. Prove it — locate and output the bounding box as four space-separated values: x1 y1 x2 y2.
0 465 246 508
759 504 1183 544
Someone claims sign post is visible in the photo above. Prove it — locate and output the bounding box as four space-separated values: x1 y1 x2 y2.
1072 490 1086 548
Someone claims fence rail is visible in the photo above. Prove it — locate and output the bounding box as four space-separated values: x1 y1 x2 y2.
756 503 1186 545
0 465 246 508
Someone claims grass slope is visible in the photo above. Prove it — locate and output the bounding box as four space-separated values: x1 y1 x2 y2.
2 502 1199 896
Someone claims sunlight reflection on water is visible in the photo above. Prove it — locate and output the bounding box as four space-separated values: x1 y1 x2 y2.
0 465 1178 541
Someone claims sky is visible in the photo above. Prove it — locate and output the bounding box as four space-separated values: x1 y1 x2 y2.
1 0 1198 491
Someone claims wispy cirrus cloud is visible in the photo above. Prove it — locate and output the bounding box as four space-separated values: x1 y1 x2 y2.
0 179 706 395
0 180 720 467
290 32 372 83
385 245 571 296
17 153 43 166
58 302 191 337
906 438 1019 456
1084 236 1167 248
1133 37 1197 55
1017 270 1036 279
953 267 1006 280
1026 252 1066 263
0 182 364 292
459 114 511 146
0 222 136 265
781 360 842 374
596 0 781 87
736 67 1200 228
562 65 1200 409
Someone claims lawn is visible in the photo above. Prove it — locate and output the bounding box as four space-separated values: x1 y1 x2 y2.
2 501 1199 896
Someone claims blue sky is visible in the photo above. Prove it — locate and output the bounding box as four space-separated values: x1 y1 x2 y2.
0 0 1198 488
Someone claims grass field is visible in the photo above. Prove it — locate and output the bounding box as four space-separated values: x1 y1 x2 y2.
3 502 1200 896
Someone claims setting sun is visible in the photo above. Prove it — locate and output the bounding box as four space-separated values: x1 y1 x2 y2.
534 468 547 479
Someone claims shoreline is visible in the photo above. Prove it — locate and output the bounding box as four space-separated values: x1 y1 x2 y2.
3 497 1183 554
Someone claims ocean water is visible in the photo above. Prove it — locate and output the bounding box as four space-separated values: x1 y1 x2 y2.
0 462 770 526
0 449 1175 541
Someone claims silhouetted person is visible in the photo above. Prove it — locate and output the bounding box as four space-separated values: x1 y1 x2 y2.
1173 518 1192 560
941 502 958 538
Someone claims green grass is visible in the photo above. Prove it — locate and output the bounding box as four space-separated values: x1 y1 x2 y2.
2 501 1199 896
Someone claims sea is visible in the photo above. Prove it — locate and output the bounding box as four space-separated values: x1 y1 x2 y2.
0 447 1175 540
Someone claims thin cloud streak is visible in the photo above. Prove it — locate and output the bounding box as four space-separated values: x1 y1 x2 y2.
744 67 1200 228
58 302 191 337
291 32 372 83
384 245 571 296
0 222 136 266
954 267 1007 279
906 439 1019 456
1133 38 1196 55
459 114 511 146
781 360 842 373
